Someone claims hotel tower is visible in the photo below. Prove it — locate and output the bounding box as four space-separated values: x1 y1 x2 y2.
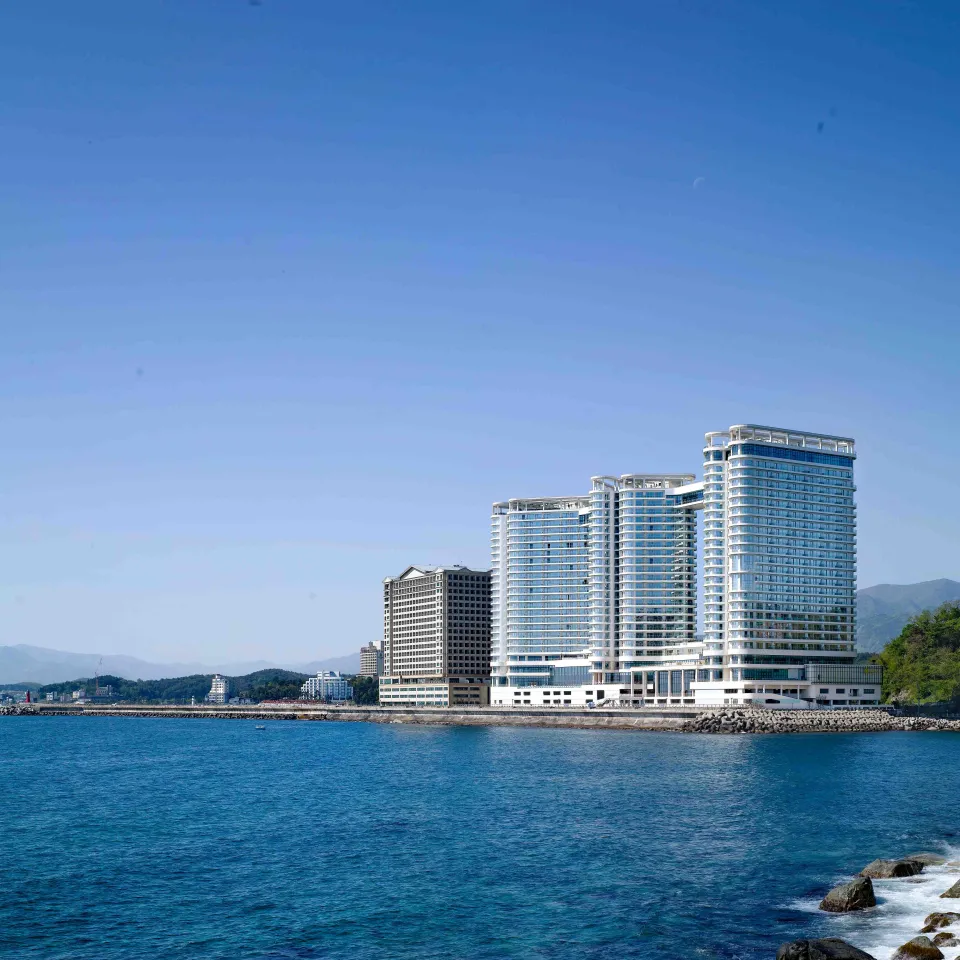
489 424 880 708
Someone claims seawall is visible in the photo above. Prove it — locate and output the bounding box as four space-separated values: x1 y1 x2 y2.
9 703 698 730
5 703 960 733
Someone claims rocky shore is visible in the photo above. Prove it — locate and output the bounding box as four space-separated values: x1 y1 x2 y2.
682 709 960 735
778 851 960 959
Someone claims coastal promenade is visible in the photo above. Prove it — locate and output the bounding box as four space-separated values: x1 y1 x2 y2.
7 702 960 734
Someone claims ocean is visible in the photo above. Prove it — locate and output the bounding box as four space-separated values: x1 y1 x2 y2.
2 717 959 960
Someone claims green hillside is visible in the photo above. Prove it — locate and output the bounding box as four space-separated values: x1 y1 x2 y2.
37 669 310 704
857 578 960 652
879 601 960 704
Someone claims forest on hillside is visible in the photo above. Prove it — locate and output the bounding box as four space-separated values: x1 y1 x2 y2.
879 602 960 704
36 668 380 705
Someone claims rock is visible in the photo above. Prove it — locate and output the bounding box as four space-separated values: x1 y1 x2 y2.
776 939 877 960
924 912 960 929
932 933 959 948
940 880 960 898
891 937 943 959
906 853 949 866
859 858 924 879
819 877 877 913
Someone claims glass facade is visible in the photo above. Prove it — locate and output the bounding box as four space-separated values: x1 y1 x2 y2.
595 476 698 682
703 426 857 686
492 477 700 688
490 497 591 687
490 425 864 703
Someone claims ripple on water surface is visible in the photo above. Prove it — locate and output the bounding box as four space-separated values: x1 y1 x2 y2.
1 719 960 960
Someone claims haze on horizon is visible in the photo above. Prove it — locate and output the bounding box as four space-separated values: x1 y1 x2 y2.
2 1 959 664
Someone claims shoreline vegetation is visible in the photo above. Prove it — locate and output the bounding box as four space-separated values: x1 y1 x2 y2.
8 670 381 707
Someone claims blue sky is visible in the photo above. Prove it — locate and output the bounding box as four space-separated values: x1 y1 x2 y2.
2 1 959 663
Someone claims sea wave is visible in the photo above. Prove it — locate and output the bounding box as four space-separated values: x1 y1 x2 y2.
795 845 960 959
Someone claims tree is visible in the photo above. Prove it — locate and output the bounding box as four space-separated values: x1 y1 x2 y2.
349 675 379 705
879 602 960 704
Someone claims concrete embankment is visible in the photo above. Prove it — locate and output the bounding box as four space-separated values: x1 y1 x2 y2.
6 703 698 730
3 703 959 733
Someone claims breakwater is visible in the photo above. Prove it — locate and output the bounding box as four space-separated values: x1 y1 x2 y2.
683 707 960 734
5 702 960 733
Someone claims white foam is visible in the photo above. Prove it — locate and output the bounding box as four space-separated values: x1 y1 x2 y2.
805 847 960 959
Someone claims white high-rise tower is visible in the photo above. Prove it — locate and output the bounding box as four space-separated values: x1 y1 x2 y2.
693 424 870 706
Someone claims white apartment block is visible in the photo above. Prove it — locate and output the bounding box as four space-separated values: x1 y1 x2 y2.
300 671 353 702
380 565 491 707
205 674 228 705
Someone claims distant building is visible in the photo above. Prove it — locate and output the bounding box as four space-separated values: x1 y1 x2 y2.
301 671 353 702
380 565 491 708
205 675 229 705
359 641 383 677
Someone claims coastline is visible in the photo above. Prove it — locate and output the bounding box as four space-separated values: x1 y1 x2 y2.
5 702 960 734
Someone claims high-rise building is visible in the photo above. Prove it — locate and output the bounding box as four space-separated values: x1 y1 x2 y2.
490 477 704 707
692 424 875 706
589 475 701 682
487 426 879 709
359 641 383 677
490 497 592 693
379 565 491 707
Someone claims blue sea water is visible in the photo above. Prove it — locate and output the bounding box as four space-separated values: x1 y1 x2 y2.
2 718 960 960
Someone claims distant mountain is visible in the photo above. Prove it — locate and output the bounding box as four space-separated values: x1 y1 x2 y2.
299 654 363 674
857 579 960 653
0 644 361 685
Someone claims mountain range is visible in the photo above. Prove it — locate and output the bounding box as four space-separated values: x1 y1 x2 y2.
2 579 958 684
0 645 360 686
856 579 960 652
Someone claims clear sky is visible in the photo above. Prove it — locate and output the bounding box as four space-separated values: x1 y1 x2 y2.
2 1 959 664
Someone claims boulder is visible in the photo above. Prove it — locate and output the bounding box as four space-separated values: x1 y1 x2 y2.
819 877 877 913
932 933 959 948
859 858 924 879
891 937 943 960
924 912 960 929
905 852 949 866
776 939 877 960
940 880 960 899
